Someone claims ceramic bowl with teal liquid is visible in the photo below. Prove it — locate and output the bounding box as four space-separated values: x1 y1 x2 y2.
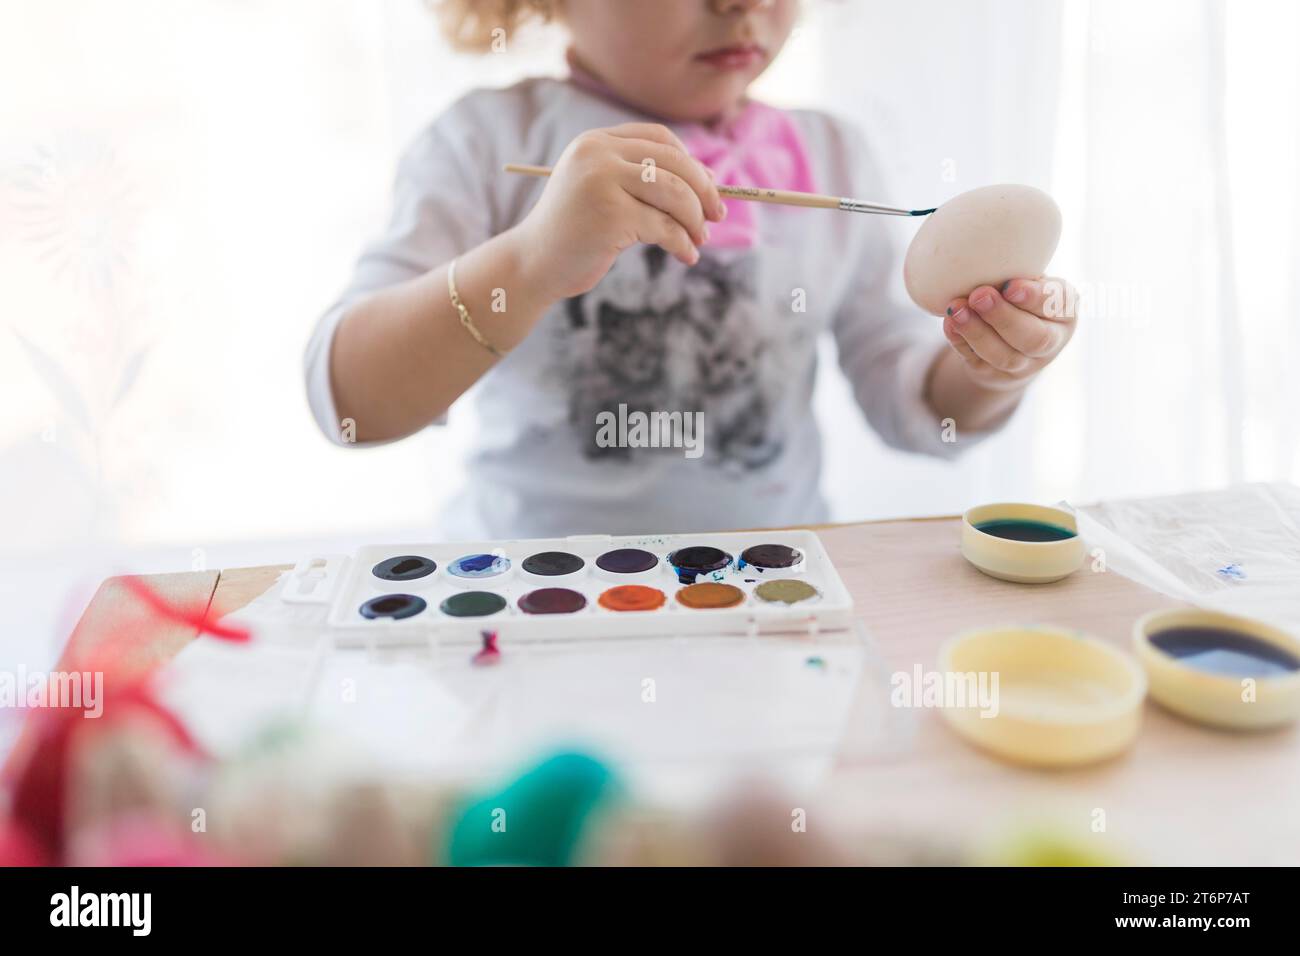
961 503 1085 584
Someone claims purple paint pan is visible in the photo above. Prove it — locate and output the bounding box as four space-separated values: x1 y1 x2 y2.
517 587 588 615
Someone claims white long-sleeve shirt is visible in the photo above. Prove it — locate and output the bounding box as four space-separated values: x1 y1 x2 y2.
305 77 997 539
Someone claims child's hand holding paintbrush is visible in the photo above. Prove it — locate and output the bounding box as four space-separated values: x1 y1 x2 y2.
506 123 729 299
506 137 937 298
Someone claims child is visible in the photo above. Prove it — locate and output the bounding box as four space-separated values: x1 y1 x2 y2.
304 0 1077 539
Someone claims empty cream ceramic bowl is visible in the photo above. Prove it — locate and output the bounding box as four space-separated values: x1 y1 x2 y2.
938 626 1146 768
961 503 1085 584
904 184 1062 316
1134 608 1300 730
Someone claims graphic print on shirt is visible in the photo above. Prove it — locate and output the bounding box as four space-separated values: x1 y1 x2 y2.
560 246 785 472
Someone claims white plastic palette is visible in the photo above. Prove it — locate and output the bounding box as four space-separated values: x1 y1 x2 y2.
283 530 855 647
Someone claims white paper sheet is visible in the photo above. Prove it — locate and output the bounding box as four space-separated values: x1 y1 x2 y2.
1074 482 1300 632
159 637 324 755
160 571 869 804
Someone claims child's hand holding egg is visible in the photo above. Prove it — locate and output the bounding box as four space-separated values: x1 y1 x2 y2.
905 184 1078 391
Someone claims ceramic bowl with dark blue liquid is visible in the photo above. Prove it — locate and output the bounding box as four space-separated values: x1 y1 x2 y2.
1134 608 1300 729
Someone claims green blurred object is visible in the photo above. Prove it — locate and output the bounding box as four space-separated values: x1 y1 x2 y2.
443 752 621 867
988 829 1124 867
238 718 308 758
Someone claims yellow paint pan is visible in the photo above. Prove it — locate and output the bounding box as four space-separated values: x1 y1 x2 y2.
938 626 1146 768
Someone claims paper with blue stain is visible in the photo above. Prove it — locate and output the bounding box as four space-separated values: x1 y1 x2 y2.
1076 483 1300 632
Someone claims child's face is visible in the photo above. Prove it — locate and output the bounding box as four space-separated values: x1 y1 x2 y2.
563 0 799 122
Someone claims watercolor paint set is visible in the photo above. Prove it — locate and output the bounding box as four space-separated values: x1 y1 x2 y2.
281 530 855 647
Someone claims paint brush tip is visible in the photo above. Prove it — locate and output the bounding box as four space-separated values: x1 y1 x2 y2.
911 208 937 216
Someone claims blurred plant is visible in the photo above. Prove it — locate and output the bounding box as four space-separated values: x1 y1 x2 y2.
4 132 154 538
9 136 137 300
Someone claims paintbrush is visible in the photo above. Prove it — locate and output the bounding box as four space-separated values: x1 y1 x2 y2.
503 163 936 217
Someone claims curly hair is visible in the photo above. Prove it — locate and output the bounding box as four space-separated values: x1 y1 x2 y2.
430 0 559 53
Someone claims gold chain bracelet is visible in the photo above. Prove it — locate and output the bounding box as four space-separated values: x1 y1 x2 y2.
447 258 504 358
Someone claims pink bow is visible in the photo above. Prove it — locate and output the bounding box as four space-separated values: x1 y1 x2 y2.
678 102 817 248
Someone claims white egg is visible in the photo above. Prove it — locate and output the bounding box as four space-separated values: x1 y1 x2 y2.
903 184 1062 316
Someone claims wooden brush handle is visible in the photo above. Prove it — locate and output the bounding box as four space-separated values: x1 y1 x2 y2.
714 183 839 209
504 163 839 209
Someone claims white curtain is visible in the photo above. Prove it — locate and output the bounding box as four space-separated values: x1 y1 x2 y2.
1 0 1295 557
1055 0 1300 500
